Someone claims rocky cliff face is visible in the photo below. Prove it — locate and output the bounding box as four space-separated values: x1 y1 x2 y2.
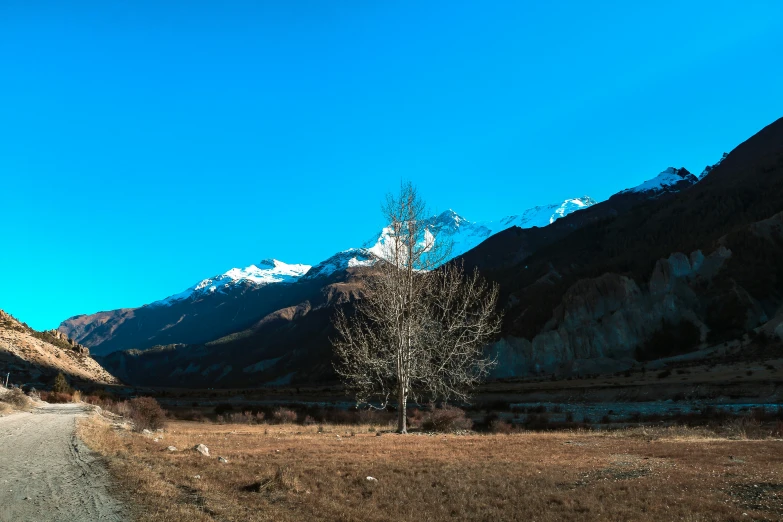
488 219 780 379
45 329 90 355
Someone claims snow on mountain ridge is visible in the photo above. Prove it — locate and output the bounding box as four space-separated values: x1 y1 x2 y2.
359 196 597 272
621 167 696 194
149 259 311 307
302 249 375 280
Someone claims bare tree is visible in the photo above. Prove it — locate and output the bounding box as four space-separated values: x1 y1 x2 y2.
332 182 501 433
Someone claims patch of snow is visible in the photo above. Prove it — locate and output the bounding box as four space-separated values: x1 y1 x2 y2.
366 197 597 264
149 259 311 307
305 197 597 278
621 167 696 194
302 248 375 280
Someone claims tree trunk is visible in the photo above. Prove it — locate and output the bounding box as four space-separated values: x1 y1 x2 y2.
397 389 407 434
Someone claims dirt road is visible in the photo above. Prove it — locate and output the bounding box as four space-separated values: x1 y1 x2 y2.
0 404 128 522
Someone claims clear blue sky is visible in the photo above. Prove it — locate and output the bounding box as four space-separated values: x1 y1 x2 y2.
1 1 782 330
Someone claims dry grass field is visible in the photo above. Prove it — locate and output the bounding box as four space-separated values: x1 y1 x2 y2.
79 415 783 521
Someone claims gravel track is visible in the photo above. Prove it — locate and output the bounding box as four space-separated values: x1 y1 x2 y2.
0 404 127 522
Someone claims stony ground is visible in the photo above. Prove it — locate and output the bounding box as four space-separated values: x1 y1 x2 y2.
79 417 783 521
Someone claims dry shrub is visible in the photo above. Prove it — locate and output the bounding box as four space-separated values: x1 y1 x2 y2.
773 420 783 438
225 411 265 424
422 404 473 432
112 401 131 416
357 408 382 425
40 391 72 404
71 390 82 403
490 419 514 434
272 408 298 424
726 415 765 439
172 409 208 422
246 466 302 501
1 388 32 410
128 396 167 432
407 408 426 429
84 394 133 418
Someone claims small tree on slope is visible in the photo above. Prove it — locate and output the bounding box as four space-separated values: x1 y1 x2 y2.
52 372 72 394
332 182 501 433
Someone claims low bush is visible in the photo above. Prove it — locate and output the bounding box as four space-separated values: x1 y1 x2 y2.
272 408 298 424
726 416 766 440
170 409 208 422
41 391 73 404
224 411 265 424
422 404 473 432
773 420 783 438
128 397 167 432
407 408 427 429
490 419 514 434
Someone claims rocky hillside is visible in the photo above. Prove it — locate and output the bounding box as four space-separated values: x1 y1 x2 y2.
0 310 119 387
471 117 783 377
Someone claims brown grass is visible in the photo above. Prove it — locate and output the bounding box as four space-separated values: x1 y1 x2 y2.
78 416 783 522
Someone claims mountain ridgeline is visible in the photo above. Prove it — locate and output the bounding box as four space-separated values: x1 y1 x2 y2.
58 197 596 357
63 117 783 388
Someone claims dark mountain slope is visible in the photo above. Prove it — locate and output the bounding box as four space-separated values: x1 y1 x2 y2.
60 277 330 356
459 173 694 273
98 269 367 387
468 117 783 341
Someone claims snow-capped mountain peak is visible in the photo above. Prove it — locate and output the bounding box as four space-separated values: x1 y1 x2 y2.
333 196 598 276
621 167 696 195
434 209 469 228
150 259 311 307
